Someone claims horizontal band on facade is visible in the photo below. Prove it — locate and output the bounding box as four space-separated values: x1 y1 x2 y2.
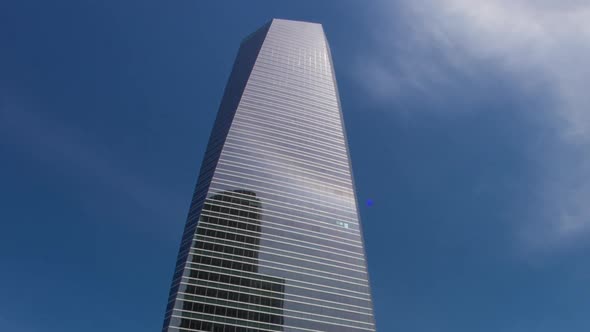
187 244 369 289
199 189 360 228
179 278 372 312
211 163 354 207
219 147 354 188
245 82 339 112
199 202 362 252
177 288 372 317
218 146 353 187
175 296 375 327
239 94 341 127
171 309 375 332
245 80 339 111
248 67 336 95
228 121 347 156
224 133 349 168
185 258 371 297
208 178 358 222
191 231 366 267
199 205 361 244
209 176 356 216
197 215 364 258
237 103 344 134
192 239 367 275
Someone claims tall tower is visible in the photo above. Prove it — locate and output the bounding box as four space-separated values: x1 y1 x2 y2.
163 19 376 332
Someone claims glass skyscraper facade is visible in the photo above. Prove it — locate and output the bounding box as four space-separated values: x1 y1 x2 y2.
163 19 376 332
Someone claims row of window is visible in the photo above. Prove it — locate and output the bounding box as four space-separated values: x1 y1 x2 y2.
202 198 360 246
187 270 284 293
193 234 367 275
226 129 348 170
210 171 356 218
208 191 261 207
204 204 261 221
193 231 366 281
250 60 336 96
214 164 351 205
203 186 360 241
192 248 256 267
217 148 353 193
197 227 260 247
181 301 284 325
253 56 334 88
252 59 335 87
183 286 283 311
193 237 364 272
179 318 275 332
238 97 340 131
204 185 359 234
182 285 374 324
180 280 374 324
236 104 344 141
197 219 363 258
201 214 261 233
192 253 258 273
195 241 258 259
187 261 370 303
245 76 339 112
230 121 347 158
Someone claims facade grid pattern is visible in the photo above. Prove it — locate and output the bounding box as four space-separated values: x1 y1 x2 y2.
163 19 376 332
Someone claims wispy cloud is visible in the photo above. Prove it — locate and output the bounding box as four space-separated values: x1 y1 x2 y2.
0 103 184 223
357 0 590 253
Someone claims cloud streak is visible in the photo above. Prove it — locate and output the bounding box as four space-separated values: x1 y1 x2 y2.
358 0 590 253
0 103 184 223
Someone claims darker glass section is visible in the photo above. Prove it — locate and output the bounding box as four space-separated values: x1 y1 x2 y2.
197 189 263 272
162 22 272 332
180 190 285 332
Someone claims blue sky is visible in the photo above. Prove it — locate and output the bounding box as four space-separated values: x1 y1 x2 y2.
1 1 590 331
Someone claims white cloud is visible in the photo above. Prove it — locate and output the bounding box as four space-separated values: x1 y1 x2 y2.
360 0 590 252
432 0 590 139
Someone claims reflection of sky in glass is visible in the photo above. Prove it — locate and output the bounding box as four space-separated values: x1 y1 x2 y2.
166 19 376 332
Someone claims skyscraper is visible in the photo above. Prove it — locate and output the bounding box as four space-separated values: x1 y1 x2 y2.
163 19 376 332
